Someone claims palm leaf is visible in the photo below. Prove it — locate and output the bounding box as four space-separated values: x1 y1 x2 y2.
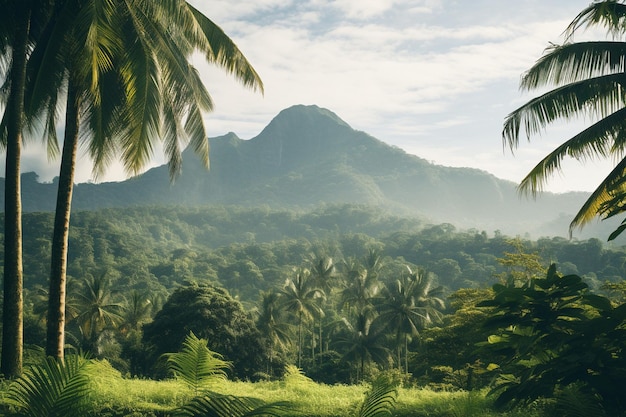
357 375 398 417
6 354 94 417
515 106 626 195
566 1 626 39
570 155 626 231
172 392 289 417
520 42 626 90
163 331 230 396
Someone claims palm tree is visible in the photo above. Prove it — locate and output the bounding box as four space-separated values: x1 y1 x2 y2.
0 0 54 378
502 1 626 239
307 253 335 357
280 269 324 368
119 290 152 334
70 274 124 355
375 267 444 373
335 312 391 383
339 260 380 322
256 290 292 376
24 0 263 359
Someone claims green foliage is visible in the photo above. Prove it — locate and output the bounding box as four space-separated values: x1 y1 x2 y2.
357 375 398 417
550 384 606 417
143 283 267 380
478 264 626 414
6 354 94 417
164 332 230 396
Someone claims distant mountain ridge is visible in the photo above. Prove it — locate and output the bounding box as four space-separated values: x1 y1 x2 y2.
4 104 618 238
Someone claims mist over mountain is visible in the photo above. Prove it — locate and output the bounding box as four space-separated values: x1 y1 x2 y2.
4 104 619 239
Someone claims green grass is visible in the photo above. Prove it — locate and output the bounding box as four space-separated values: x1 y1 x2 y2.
1 360 544 417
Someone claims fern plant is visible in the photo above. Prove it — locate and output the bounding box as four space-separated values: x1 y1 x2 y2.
357 375 398 417
172 392 289 417
163 331 230 396
6 353 94 417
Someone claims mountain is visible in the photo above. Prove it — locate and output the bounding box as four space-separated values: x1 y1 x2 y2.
5 104 619 238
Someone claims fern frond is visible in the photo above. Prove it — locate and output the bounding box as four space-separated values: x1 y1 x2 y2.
6 354 94 417
164 331 230 396
173 392 290 417
357 375 398 417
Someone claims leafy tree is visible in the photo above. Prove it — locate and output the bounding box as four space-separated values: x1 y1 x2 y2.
142 283 267 380
415 288 494 390
502 0 626 240
478 264 626 413
494 238 547 286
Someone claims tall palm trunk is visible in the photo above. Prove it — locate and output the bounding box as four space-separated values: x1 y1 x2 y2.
297 313 302 368
2 5 31 378
46 79 80 359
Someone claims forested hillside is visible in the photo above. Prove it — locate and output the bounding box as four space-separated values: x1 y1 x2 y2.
4 105 620 238
13 204 625 303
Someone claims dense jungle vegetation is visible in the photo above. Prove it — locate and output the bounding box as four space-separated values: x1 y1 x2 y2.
2 204 626 416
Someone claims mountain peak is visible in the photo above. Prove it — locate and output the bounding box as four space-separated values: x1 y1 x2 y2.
256 104 351 139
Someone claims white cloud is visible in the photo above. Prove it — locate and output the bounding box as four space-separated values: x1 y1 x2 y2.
6 0 610 193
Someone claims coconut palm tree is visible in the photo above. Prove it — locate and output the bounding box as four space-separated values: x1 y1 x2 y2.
307 254 335 357
280 269 324 368
0 0 55 378
256 290 292 376
502 1 626 239
339 260 381 322
119 290 152 334
335 312 391 383
375 267 444 373
22 0 263 359
70 274 124 355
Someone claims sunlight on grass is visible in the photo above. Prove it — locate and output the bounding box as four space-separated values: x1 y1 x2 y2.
81 360 541 417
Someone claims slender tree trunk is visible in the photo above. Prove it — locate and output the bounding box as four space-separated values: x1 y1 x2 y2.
297 313 302 368
46 79 80 359
318 317 322 357
2 5 31 378
404 335 408 374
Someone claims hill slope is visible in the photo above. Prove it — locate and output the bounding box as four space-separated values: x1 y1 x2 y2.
6 104 617 238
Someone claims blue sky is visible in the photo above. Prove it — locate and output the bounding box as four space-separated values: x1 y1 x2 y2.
18 0 615 193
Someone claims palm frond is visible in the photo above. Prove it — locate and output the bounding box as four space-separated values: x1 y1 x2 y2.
520 42 626 91
504 72 626 150
357 375 398 417
6 354 94 417
566 1 626 39
570 154 626 233
187 3 264 94
516 107 626 195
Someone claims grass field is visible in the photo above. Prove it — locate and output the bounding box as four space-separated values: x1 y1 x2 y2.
73 361 540 417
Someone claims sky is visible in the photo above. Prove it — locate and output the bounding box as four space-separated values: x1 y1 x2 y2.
13 0 618 193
